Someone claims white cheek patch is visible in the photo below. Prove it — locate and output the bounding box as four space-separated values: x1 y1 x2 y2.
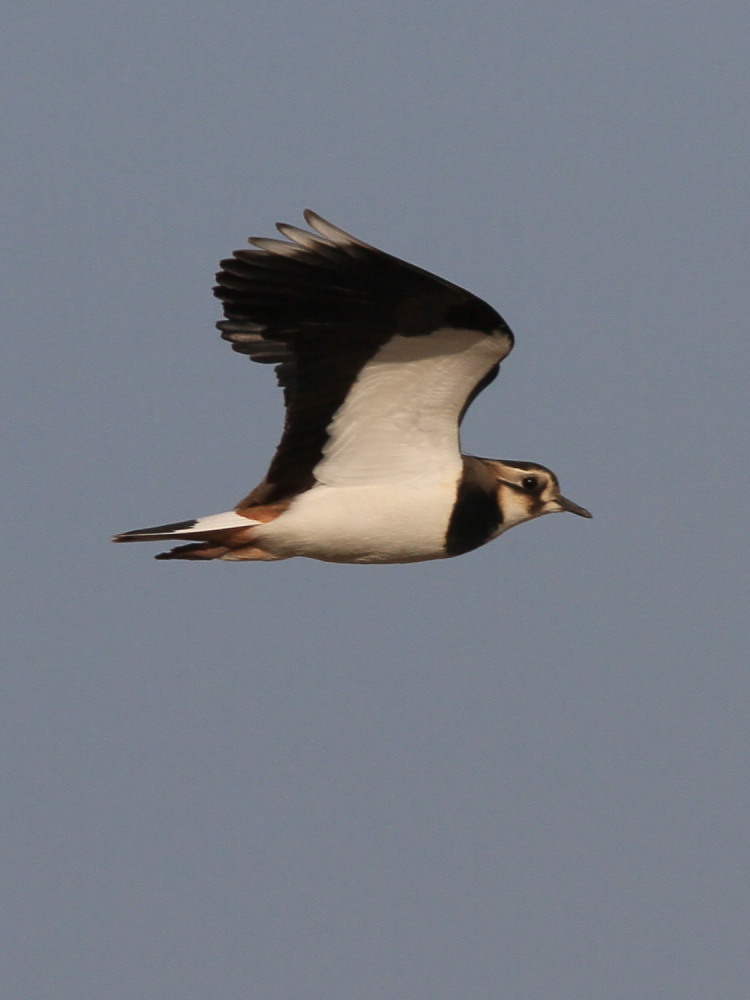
314 328 505 487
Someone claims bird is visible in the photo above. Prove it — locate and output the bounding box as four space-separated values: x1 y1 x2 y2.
113 210 591 564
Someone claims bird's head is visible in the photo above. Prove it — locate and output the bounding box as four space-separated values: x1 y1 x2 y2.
487 459 592 529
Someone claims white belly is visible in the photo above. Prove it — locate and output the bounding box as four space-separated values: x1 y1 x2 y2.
252 482 458 563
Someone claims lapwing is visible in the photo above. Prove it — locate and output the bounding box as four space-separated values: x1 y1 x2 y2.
114 212 591 563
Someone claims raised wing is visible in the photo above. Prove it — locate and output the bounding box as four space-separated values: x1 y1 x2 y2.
215 211 514 504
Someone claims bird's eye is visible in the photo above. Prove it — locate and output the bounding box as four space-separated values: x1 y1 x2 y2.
521 476 539 492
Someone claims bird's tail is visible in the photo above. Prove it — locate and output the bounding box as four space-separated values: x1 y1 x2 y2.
112 510 271 561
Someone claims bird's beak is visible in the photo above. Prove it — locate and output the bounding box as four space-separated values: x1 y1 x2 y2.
557 495 593 518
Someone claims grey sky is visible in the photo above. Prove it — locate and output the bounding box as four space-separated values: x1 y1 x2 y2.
4 2 749 998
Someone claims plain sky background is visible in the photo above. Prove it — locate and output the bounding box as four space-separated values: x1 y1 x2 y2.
3 3 749 998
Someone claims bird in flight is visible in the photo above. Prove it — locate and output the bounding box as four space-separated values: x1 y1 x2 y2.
114 211 591 563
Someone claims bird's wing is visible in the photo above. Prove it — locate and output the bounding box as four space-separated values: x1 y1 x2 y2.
215 211 514 505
